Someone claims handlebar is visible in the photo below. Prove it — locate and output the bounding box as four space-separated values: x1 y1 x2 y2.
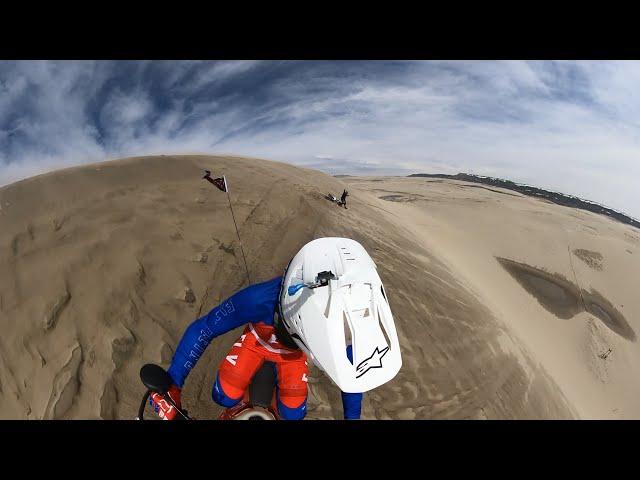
136 364 191 420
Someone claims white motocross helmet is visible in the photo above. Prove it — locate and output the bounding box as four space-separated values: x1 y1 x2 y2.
279 237 402 393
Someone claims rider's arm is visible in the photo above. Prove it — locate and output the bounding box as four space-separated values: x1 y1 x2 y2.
341 344 364 419
167 276 283 388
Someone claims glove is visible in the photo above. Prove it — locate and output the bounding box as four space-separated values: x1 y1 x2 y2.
149 385 182 420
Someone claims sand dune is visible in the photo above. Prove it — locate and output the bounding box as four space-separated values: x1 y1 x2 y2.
0 155 612 419
346 176 640 419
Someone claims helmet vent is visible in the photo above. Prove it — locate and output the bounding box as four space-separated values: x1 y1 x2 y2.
343 312 353 347
324 293 331 318
378 311 391 349
339 246 356 261
353 307 370 318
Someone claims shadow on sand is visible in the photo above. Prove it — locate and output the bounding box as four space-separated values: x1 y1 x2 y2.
496 257 635 341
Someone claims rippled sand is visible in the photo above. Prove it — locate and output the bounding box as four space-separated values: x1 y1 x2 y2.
3 156 621 419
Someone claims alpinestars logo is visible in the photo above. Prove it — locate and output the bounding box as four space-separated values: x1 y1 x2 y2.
356 346 390 378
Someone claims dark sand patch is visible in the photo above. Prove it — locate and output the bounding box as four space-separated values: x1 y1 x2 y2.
380 194 419 203
573 249 604 271
497 258 582 319
497 257 635 341
458 184 523 198
582 290 636 341
372 188 426 197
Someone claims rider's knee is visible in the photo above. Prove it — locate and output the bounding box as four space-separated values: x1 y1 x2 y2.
277 394 307 420
212 374 243 408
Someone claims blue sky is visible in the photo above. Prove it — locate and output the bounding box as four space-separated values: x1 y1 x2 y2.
1 60 639 217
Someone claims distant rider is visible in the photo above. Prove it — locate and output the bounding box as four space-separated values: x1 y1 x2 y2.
340 189 349 208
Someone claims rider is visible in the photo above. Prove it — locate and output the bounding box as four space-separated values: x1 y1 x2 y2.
151 237 402 420
340 189 349 208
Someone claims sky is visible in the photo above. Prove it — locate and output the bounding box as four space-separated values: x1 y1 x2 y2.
1 60 639 218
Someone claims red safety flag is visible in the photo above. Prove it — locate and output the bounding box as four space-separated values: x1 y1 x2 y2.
203 170 228 192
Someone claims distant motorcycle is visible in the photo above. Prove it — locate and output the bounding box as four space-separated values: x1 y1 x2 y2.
325 193 347 208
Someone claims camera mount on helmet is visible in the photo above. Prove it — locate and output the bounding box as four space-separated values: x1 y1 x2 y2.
287 270 337 296
309 270 337 288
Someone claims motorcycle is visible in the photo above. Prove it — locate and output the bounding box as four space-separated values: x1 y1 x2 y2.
136 362 279 420
325 193 346 208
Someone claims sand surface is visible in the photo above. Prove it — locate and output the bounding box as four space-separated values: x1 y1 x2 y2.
346 176 640 419
2 155 627 419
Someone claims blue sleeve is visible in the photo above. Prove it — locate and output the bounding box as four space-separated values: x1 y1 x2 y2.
341 344 364 420
167 276 282 388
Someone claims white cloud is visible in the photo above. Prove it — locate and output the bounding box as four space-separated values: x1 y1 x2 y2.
101 89 153 125
0 60 639 218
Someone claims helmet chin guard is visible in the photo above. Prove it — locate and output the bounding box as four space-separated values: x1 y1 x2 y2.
280 238 402 393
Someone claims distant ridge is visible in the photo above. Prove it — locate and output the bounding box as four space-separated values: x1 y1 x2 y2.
409 173 640 230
